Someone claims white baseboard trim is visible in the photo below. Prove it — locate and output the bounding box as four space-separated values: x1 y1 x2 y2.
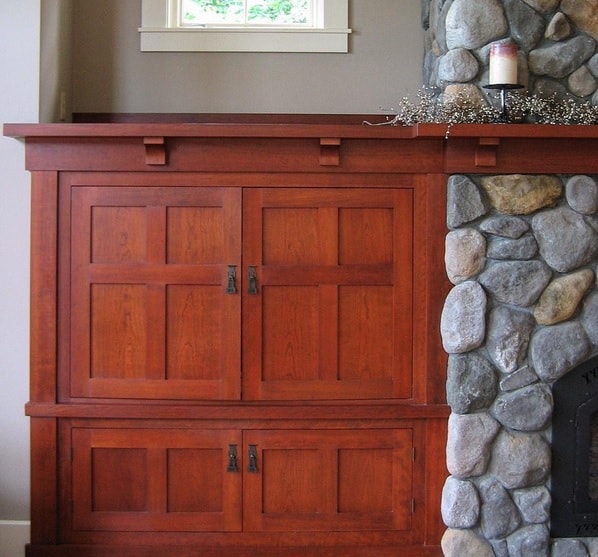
0 521 30 557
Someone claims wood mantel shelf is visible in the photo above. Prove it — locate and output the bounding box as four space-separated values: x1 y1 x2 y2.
5 119 598 174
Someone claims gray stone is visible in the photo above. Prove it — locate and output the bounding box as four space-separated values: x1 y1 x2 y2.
480 174 562 215
512 486 550 524
552 539 589 557
532 207 598 272
445 228 486 284
566 175 598 215
438 48 479 82
447 412 501 478
490 539 509 557
447 352 498 414
486 306 535 374
445 0 508 50
569 65 598 98
545 12 572 41
487 234 538 260
506 524 550 557
529 36 596 79
590 54 598 78
530 321 591 383
441 476 480 528
478 260 552 306
441 528 495 557
581 291 598 348
504 0 545 51
480 215 529 238
521 0 560 12
447 174 488 228
489 430 550 489
534 269 595 325
441 281 487 353
491 383 553 431
533 78 571 102
500 366 539 392
478 476 521 539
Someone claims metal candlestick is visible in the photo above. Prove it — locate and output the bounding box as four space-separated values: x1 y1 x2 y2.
483 83 524 123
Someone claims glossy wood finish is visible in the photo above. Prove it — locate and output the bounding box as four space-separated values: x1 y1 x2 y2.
9 118 596 557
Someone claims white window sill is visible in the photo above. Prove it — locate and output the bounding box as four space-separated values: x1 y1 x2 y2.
139 27 351 53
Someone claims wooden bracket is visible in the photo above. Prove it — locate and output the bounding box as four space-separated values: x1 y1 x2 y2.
144 137 166 166
475 137 500 167
320 138 341 166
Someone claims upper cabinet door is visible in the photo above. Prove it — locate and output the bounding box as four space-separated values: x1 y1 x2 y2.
242 188 413 401
68 185 242 400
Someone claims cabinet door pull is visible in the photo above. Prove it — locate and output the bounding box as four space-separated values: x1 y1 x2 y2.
248 266 258 295
226 265 237 294
248 444 258 473
227 444 239 473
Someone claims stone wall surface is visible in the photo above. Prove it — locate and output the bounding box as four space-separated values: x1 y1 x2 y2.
442 173 598 557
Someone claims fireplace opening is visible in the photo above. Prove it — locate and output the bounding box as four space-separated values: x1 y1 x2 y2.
552 355 598 538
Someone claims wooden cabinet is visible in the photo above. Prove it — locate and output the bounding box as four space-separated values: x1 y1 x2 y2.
6 117 453 557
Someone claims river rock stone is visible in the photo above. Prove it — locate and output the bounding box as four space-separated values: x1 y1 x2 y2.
500 365 539 392
447 175 488 228
530 321 591 382
503 0 545 51
512 486 550 524
445 228 486 284
590 54 598 78
445 0 508 50
486 306 535 373
569 65 598 98
480 215 529 238
506 524 550 557
581 291 598 348
566 175 598 214
491 383 552 431
441 528 495 557
478 476 521 539
441 282 487 353
545 12 572 41
532 207 598 272
438 48 479 82
521 0 560 12
447 352 498 413
552 538 590 557
486 234 538 260
534 269 595 325
489 430 550 489
529 36 596 79
561 0 598 40
447 412 501 478
480 175 562 215
478 260 552 306
441 476 480 528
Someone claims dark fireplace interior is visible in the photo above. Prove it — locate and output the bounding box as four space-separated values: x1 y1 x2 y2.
552 356 598 538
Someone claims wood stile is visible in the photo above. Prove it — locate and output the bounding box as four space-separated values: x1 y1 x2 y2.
6 116 597 557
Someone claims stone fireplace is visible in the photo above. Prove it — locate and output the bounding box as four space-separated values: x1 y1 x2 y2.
420 1 598 555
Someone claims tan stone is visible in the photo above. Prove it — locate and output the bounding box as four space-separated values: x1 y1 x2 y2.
445 228 486 285
443 84 486 108
561 0 598 40
534 269 595 325
545 12 572 41
480 175 562 215
522 0 561 13
441 528 495 557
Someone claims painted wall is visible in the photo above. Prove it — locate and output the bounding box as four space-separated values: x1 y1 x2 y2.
72 0 425 114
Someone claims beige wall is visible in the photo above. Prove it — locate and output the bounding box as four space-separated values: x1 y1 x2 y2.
72 0 425 115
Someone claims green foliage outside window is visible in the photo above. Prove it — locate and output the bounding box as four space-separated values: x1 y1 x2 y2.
182 0 310 25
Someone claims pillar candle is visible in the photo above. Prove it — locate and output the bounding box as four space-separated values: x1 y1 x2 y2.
489 42 519 85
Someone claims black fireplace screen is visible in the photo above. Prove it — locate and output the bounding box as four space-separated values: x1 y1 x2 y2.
552 355 598 537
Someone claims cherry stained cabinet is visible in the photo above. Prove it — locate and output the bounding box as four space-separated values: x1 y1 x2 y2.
7 120 451 557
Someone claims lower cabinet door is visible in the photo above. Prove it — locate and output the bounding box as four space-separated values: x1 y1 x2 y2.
69 426 243 533
243 429 415 533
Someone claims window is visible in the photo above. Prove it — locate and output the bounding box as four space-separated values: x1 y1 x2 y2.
139 0 351 53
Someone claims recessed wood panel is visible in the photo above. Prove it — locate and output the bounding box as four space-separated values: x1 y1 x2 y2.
167 207 224 264
91 206 147 263
339 208 393 265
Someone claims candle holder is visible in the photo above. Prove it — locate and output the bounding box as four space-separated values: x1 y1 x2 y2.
484 83 524 123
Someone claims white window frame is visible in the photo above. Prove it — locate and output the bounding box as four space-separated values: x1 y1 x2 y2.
139 0 351 53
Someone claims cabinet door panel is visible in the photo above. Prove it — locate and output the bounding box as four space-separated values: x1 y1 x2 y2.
243 188 413 400
243 429 414 532
68 185 241 400
68 426 242 533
